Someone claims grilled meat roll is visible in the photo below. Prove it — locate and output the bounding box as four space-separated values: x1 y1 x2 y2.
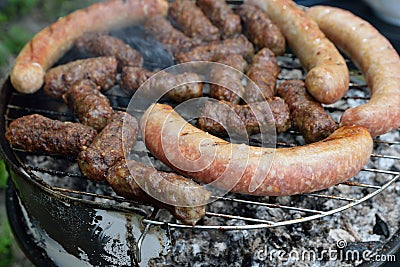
6 114 96 156
278 80 338 143
106 160 211 225
197 0 242 38
245 48 280 102
62 79 113 131
144 15 200 54
210 54 248 104
44 56 117 98
169 0 220 42
175 34 254 63
78 111 139 182
119 66 202 102
237 3 286 55
75 33 143 69
198 98 291 136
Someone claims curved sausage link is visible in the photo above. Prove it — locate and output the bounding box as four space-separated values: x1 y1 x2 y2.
169 0 220 42
78 111 139 182
10 0 168 94
278 80 338 143
197 0 242 39
141 103 372 196
307 6 400 137
248 0 349 104
106 160 211 225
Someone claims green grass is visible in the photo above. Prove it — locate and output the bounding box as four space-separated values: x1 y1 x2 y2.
0 160 8 189
0 160 11 267
0 223 12 267
0 0 94 67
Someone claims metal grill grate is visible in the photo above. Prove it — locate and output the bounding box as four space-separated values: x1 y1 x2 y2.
4 53 400 232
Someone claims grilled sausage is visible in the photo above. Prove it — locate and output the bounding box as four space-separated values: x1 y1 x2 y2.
144 15 199 55
237 3 285 55
307 6 400 137
6 114 96 156
74 33 143 70
210 54 248 104
44 56 118 98
198 98 290 136
244 48 279 102
169 0 220 43
106 160 211 225
119 67 153 94
278 80 338 143
78 111 139 182
10 0 168 94
248 0 349 104
62 79 113 131
175 34 254 63
141 103 372 196
197 0 242 39
119 66 203 102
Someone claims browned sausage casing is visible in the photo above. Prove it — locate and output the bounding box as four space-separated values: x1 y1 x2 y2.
198 98 291 136
248 0 349 104
119 67 153 94
169 0 220 43
10 0 168 94
106 160 211 225
210 54 248 104
6 114 96 156
141 103 373 196
244 48 279 102
237 3 286 55
144 15 199 55
62 79 113 131
74 33 143 69
307 6 400 137
78 111 138 182
44 56 118 98
197 0 242 39
175 34 254 63
120 67 203 103
278 80 338 143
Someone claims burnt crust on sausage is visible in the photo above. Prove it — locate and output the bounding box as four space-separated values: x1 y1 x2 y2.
277 80 338 143
78 111 139 182
6 114 97 156
44 56 118 98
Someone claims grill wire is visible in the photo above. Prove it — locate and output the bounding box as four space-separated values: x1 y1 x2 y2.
4 53 400 232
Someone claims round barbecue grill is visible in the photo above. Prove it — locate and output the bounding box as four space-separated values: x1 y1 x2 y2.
1 1 400 266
